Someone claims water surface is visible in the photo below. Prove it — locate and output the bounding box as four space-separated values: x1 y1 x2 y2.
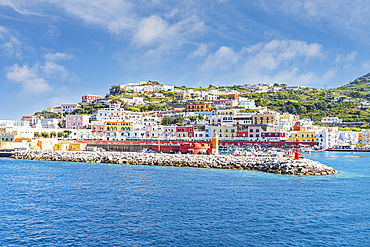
0 152 369 246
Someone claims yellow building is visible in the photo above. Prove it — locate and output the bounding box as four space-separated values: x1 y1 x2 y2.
253 113 278 125
105 122 133 131
280 113 295 122
68 143 81 151
216 109 235 115
186 103 212 112
286 132 317 143
178 92 191 100
211 126 237 138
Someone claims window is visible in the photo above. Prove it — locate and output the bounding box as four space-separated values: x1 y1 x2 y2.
256 129 259 132
219 134 222 137
256 134 259 137
250 129 253 132
250 134 253 137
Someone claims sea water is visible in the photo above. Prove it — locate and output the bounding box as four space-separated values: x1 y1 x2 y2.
0 152 369 246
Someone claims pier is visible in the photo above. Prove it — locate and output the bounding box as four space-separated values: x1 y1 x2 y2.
12 150 338 176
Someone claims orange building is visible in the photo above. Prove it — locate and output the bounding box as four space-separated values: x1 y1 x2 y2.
186 103 212 112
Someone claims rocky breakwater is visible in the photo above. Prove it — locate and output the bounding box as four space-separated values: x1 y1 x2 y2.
11 150 338 176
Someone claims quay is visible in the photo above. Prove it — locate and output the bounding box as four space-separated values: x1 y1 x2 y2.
0 150 15 157
12 150 338 176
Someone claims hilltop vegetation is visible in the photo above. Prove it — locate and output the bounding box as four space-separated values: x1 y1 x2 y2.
35 74 370 129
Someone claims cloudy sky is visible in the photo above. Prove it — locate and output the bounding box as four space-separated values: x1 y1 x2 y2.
1 0 370 119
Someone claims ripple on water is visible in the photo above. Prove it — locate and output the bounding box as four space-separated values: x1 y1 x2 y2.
0 153 370 246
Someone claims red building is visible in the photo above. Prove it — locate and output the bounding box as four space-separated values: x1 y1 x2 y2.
176 126 194 138
21 115 42 125
152 142 210 154
82 95 101 103
92 124 105 137
261 132 286 138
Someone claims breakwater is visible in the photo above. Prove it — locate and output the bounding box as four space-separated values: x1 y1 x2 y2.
11 150 337 176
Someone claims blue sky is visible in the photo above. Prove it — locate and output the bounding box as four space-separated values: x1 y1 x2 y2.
1 0 370 119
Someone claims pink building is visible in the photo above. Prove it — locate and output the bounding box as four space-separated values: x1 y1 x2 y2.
163 126 176 139
66 115 90 129
82 95 101 103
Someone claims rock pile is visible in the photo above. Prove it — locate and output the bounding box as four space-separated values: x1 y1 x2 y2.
12 150 337 176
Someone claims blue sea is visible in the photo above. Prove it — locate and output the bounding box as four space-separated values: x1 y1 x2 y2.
0 152 369 246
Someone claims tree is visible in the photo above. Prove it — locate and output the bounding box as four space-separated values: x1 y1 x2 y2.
42 132 50 138
161 116 173 125
50 131 57 138
189 116 197 122
34 132 41 138
297 106 307 114
174 116 183 125
197 114 204 120
57 132 65 138
63 130 72 138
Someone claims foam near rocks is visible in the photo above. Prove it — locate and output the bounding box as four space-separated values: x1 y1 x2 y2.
11 150 338 176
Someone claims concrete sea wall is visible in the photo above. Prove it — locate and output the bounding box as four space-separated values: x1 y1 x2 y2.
11 150 338 176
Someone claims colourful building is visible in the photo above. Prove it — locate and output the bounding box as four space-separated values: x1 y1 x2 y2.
176 126 194 138
216 109 235 115
186 103 212 112
286 132 317 143
105 122 133 131
253 113 278 125
92 123 105 137
66 115 90 129
82 95 101 103
210 126 237 138
359 132 364 143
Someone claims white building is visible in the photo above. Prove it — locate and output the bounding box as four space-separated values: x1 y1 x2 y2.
194 130 206 140
321 117 343 124
316 131 337 149
61 104 80 114
238 98 256 109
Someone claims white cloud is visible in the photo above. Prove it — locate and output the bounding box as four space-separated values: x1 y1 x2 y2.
335 51 357 63
0 0 136 34
189 43 208 58
201 46 241 71
362 61 370 70
42 61 69 79
5 63 52 95
45 52 75 61
198 39 330 86
257 0 370 41
43 25 60 40
201 39 322 72
5 51 77 97
134 15 167 46
0 25 21 57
